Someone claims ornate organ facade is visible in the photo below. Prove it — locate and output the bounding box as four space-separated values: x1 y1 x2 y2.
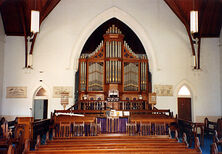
78 25 149 110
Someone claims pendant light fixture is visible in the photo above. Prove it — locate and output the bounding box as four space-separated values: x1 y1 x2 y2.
190 0 198 33
31 0 40 33
190 10 198 33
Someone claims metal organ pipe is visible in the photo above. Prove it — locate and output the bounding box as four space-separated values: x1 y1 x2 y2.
109 41 111 58
112 41 114 58
115 41 117 58
109 61 111 82
118 61 121 82
112 61 114 82
144 63 146 90
116 61 118 82
106 42 108 57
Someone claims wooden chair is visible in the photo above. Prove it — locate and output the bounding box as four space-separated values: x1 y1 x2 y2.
73 122 84 136
204 117 217 135
59 121 71 138
155 122 166 135
140 122 152 136
126 122 137 136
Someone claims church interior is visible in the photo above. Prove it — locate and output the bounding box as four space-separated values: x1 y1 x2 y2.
0 0 222 153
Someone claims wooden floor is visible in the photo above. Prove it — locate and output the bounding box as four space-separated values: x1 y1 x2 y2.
25 134 202 154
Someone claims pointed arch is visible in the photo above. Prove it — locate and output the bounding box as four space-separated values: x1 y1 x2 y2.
68 6 158 73
32 83 51 118
34 87 47 97
33 86 49 99
175 79 196 121
174 79 195 98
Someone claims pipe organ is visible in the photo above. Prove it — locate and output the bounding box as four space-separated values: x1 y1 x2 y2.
78 25 149 108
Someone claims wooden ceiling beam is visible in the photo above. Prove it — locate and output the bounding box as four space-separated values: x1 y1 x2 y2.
0 0 6 7
18 1 28 67
29 34 37 55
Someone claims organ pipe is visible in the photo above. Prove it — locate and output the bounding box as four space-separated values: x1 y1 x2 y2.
109 61 111 82
115 61 118 82
115 41 117 57
80 25 149 93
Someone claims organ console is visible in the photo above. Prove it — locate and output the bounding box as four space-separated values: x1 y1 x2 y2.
78 25 150 110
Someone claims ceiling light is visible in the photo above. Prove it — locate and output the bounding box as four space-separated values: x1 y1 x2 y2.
190 10 198 33
31 10 40 33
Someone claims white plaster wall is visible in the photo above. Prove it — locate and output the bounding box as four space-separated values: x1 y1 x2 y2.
1 0 221 121
0 13 5 114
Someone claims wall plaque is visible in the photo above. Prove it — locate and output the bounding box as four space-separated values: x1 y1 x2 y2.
6 87 27 98
154 85 173 96
53 86 73 98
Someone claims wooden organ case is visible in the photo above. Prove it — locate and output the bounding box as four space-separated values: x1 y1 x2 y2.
78 25 149 110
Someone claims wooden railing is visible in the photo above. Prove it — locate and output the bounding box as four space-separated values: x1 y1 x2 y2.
54 109 173 117
68 100 148 111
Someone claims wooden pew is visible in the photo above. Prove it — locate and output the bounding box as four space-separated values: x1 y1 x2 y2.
0 117 9 139
217 118 222 138
211 142 222 154
214 130 222 149
129 115 176 136
23 134 201 154
7 144 15 154
0 118 25 154
178 119 204 147
53 115 97 137
204 117 217 135
16 117 34 143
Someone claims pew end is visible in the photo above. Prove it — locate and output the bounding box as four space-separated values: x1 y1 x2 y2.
7 144 15 154
22 139 30 154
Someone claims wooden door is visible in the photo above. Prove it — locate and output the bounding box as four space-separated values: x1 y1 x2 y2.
178 97 191 121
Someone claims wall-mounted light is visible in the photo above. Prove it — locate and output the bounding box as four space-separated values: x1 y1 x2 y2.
190 10 198 34
31 10 40 33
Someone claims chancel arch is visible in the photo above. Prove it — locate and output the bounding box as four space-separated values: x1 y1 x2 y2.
76 18 152 110
69 7 158 73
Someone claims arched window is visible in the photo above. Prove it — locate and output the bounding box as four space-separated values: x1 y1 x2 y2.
178 85 191 97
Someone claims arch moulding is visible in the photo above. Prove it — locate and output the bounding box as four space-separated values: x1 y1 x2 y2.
174 79 195 98
68 6 158 73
